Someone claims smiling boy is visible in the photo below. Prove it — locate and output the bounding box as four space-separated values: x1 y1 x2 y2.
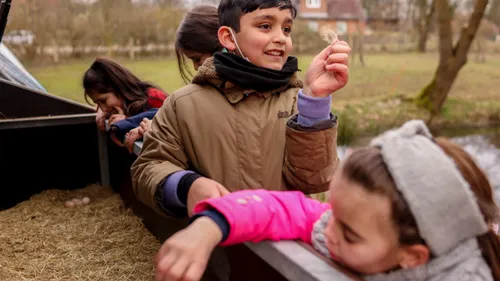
133 0 350 279
131 0 350 220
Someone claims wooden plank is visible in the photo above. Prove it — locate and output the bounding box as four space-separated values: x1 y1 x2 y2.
97 129 111 187
246 241 359 281
0 78 94 118
0 113 95 130
133 140 143 156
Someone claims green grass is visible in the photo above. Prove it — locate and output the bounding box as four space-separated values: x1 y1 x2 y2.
26 53 500 143
28 53 500 105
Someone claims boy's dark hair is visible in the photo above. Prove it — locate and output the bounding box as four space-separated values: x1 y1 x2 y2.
176 5 222 84
218 0 297 32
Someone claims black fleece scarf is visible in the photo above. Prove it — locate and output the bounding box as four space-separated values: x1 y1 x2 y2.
213 52 298 92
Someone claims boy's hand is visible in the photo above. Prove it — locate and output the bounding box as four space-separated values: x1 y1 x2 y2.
139 118 152 135
187 177 230 217
124 127 143 153
303 41 351 98
155 217 222 281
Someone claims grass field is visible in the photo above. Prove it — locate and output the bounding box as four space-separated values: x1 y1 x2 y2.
26 53 500 143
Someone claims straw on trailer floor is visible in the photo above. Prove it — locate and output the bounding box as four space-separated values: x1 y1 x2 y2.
0 184 160 281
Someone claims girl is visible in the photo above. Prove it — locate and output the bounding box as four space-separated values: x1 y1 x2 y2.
156 120 500 281
123 5 222 152
175 5 223 84
82 57 167 146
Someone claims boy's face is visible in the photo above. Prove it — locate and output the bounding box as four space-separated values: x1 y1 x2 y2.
234 7 293 70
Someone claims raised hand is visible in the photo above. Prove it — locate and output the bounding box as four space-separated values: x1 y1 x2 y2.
303 41 351 98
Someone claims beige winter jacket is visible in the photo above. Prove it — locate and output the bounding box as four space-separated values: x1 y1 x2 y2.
131 57 339 214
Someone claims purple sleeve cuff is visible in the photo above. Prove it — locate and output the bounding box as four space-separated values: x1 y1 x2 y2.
162 170 194 208
297 89 332 127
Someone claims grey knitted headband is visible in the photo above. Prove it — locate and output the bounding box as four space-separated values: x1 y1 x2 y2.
370 120 488 256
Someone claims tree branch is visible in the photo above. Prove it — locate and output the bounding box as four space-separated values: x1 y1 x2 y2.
424 0 436 33
436 0 454 63
454 0 488 67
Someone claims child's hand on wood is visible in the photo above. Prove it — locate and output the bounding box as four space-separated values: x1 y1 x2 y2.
138 118 152 135
303 40 351 98
124 127 143 153
155 217 222 281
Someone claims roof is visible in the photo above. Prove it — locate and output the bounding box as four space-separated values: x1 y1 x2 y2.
326 0 364 20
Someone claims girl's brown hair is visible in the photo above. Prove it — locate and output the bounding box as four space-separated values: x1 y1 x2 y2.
175 5 222 84
83 57 161 116
342 137 500 280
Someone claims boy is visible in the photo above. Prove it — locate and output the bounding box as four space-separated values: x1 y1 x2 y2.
133 0 350 279
131 0 350 218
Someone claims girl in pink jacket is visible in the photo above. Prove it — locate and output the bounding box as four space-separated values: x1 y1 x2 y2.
155 120 500 281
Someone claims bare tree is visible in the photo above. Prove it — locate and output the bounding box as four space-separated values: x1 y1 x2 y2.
352 2 366 67
415 0 489 121
152 0 182 7
55 1 89 58
472 18 499 62
354 21 366 67
5 0 187 60
416 0 435 52
5 0 57 60
486 0 500 26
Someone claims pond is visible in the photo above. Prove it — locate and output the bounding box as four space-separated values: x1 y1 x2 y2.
337 126 500 206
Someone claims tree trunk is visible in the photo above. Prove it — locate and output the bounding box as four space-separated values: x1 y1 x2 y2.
358 33 366 67
474 38 485 63
486 0 500 26
415 0 488 118
128 37 135 60
348 34 356 67
356 20 365 67
417 0 435 53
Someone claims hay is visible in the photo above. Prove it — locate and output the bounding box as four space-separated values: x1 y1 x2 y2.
0 184 160 281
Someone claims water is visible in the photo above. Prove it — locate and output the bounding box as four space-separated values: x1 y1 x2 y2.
452 134 500 205
337 128 500 206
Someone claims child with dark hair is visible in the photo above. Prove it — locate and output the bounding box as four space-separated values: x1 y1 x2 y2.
83 57 167 148
175 5 223 84
123 5 222 152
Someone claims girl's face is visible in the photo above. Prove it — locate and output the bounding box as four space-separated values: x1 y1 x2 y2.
87 91 123 115
325 169 404 274
182 49 212 71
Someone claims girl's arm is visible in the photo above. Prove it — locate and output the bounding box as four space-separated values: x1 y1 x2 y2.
192 189 331 245
154 189 330 281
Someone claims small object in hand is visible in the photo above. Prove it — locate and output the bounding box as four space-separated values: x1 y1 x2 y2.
64 200 75 208
82 197 91 205
319 27 338 44
72 198 83 206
